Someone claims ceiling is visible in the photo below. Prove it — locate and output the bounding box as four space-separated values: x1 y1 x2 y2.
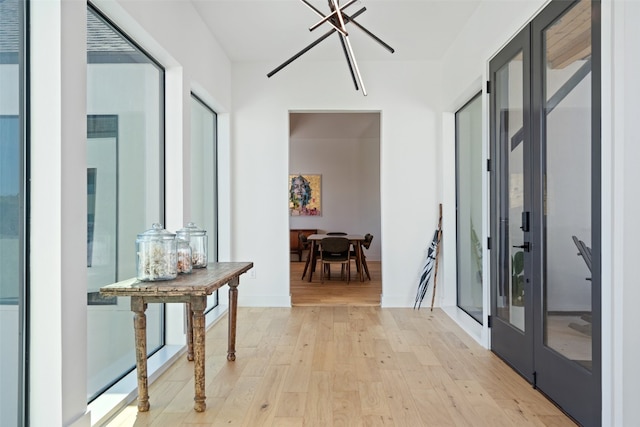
189 1 592 138
190 1 482 138
191 0 482 64
290 112 380 138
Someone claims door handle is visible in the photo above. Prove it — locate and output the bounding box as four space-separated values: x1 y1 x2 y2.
512 242 531 252
520 211 530 232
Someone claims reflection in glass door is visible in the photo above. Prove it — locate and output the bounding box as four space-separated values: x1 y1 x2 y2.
496 53 527 332
542 0 593 371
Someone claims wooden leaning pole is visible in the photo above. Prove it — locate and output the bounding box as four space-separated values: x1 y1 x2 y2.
430 204 443 311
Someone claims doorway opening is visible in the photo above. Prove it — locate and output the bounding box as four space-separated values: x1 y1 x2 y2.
288 111 382 306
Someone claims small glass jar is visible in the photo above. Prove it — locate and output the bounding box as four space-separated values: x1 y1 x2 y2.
136 223 178 281
176 222 208 269
177 238 192 274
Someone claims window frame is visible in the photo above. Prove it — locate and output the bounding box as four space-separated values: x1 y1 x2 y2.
190 92 219 313
86 2 167 403
455 91 484 325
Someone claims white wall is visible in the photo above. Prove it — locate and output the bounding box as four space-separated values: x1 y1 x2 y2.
232 59 442 307
30 1 88 425
606 1 640 425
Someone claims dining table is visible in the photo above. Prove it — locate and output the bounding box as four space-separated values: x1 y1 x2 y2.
306 234 366 282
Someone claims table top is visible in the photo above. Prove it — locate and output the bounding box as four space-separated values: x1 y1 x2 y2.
307 234 365 241
100 262 253 297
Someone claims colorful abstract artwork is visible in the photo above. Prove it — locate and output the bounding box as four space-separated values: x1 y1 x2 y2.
289 174 321 216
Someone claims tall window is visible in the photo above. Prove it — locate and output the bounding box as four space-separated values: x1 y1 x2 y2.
456 93 484 324
190 94 218 311
0 0 26 424
86 5 165 401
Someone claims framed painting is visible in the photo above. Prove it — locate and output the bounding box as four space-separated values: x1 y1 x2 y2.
289 174 321 216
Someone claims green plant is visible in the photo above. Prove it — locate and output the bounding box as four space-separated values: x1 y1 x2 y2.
512 251 525 306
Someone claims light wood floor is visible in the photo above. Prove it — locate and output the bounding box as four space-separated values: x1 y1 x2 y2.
104 305 577 426
290 259 382 306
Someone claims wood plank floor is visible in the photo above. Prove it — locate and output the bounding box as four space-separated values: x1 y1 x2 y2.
104 305 577 426
290 259 382 306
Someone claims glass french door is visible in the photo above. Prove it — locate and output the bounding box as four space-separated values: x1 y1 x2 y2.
490 1 600 425
532 0 600 424
489 27 534 382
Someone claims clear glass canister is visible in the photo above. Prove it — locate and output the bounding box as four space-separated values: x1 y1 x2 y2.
136 223 178 281
177 238 192 274
176 222 208 268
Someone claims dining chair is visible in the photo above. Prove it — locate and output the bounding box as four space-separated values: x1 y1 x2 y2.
320 237 351 283
351 233 373 280
300 234 319 280
298 231 310 262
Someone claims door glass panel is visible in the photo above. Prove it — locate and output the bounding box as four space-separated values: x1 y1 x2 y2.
456 93 483 323
495 52 526 332
543 0 592 370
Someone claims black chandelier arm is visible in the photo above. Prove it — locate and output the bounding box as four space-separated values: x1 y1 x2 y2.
267 28 335 78
300 0 346 36
338 32 359 91
267 7 368 79
341 33 367 95
309 0 358 32
330 0 349 35
342 12 395 54
267 0 388 96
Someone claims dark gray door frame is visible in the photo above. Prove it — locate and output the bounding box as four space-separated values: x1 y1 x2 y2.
489 24 534 382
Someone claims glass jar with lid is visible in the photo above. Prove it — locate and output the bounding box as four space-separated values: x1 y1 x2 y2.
177 238 192 274
136 223 178 281
176 222 208 268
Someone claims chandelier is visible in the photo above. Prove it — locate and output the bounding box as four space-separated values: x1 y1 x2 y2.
267 0 394 96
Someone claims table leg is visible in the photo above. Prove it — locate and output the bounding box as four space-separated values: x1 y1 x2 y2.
131 296 150 412
227 277 239 361
191 296 207 412
301 242 313 280
356 244 364 282
362 251 371 280
307 240 316 282
186 302 194 361
352 243 361 276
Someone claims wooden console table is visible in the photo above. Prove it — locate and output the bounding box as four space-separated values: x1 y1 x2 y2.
100 261 253 412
